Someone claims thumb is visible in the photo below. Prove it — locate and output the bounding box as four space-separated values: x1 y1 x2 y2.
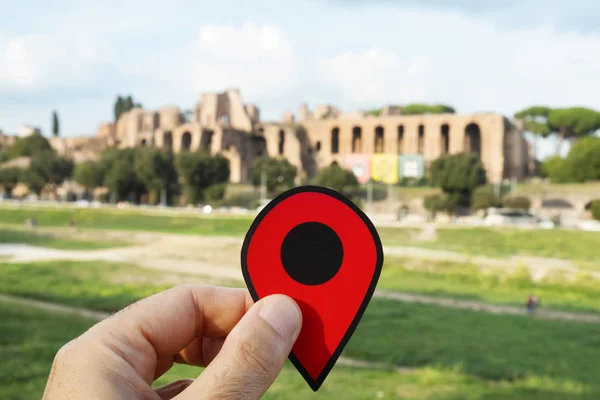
176 294 302 400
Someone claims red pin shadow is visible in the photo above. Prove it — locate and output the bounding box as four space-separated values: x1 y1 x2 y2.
241 185 384 391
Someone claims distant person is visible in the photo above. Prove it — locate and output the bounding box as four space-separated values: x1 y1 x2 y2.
526 294 539 315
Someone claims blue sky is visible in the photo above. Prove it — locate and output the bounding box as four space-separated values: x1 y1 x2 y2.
1 0 599 157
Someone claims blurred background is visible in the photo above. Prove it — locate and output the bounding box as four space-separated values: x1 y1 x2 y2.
2 1 600 399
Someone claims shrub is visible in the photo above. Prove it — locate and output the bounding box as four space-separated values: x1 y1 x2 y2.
471 186 501 211
250 157 296 194
203 183 227 202
313 164 359 198
590 200 600 221
430 152 486 206
503 196 531 210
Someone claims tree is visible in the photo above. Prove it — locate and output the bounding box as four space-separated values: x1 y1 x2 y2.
114 96 124 122
114 95 143 121
541 137 600 183
430 153 486 206
104 149 146 203
401 104 455 115
250 157 297 194
9 133 53 159
0 167 23 197
540 156 570 183
548 107 600 155
74 161 104 197
134 147 178 204
22 151 73 195
367 104 455 117
563 136 600 183
514 106 551 165
52 111 60 137
176 151 230 204
313 164 359 198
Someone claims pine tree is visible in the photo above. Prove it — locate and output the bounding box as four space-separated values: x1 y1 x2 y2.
52 111 60 137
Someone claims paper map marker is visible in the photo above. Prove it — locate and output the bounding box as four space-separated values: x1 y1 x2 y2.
241 186 384 391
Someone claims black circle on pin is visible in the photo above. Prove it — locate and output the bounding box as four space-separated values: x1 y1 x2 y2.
280 222 344 286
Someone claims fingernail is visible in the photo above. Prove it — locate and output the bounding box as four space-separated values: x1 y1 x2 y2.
259 295 302 341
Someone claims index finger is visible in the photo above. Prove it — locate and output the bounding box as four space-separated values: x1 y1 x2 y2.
83 285 253 380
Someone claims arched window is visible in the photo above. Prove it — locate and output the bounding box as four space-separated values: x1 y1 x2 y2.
201 130 214 152
418 125 425 154
465 123 481 157
278 130 285 155
374 126 384 153
316 141 321 152
181 132 192 151
397 125 404 154
352 126 362 153
331 127 340 154
441 124 450 154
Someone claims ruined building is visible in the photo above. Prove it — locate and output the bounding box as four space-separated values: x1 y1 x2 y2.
86 89 528 184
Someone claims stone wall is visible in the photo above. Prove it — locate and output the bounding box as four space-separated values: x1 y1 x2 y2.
85 89 527 186
300 112 518 183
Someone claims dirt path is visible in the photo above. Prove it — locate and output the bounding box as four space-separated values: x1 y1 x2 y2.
375 290 600 323
383 246 600 282
3 232 600 323
0 292 413 374
0 294 111 320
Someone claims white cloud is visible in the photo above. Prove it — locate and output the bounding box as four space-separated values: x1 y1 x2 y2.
0 33 113 89
191 23 297 100
317 49 433 107
315 18 600 117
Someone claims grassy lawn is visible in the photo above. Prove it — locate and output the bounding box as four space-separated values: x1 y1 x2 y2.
0 207 252 236
379 226 600 262
345 298 600 391
381 257 600 314
3 205 600 263
0 261 242 312
4 259 600 315
3 261 600 397
0 228 128 250
0 301 96 400
2 300 596 399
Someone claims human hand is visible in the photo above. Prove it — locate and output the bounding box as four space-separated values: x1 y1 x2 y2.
42 285 302 399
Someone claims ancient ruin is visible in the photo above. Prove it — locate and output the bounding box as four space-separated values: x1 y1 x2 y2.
53 89 529 184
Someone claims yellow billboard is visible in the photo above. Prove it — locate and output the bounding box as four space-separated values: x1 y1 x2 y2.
371 154 398 184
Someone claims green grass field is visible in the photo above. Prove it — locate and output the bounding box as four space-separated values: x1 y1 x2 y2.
4 259 600 315
2 205 600 262
0 261 241 312
2 207 600 399
378 227 600 262
0 228 128 250
4 301 594 400
2 260 600 398
381 257 600 313
0 207 252 236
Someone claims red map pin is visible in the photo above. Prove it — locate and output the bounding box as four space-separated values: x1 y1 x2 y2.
241 185 384 391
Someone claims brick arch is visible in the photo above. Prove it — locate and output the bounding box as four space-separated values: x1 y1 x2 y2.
172 124 202 153
351 126 362 153
440 123 450 155
374 126 384 153
465 122 482 157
